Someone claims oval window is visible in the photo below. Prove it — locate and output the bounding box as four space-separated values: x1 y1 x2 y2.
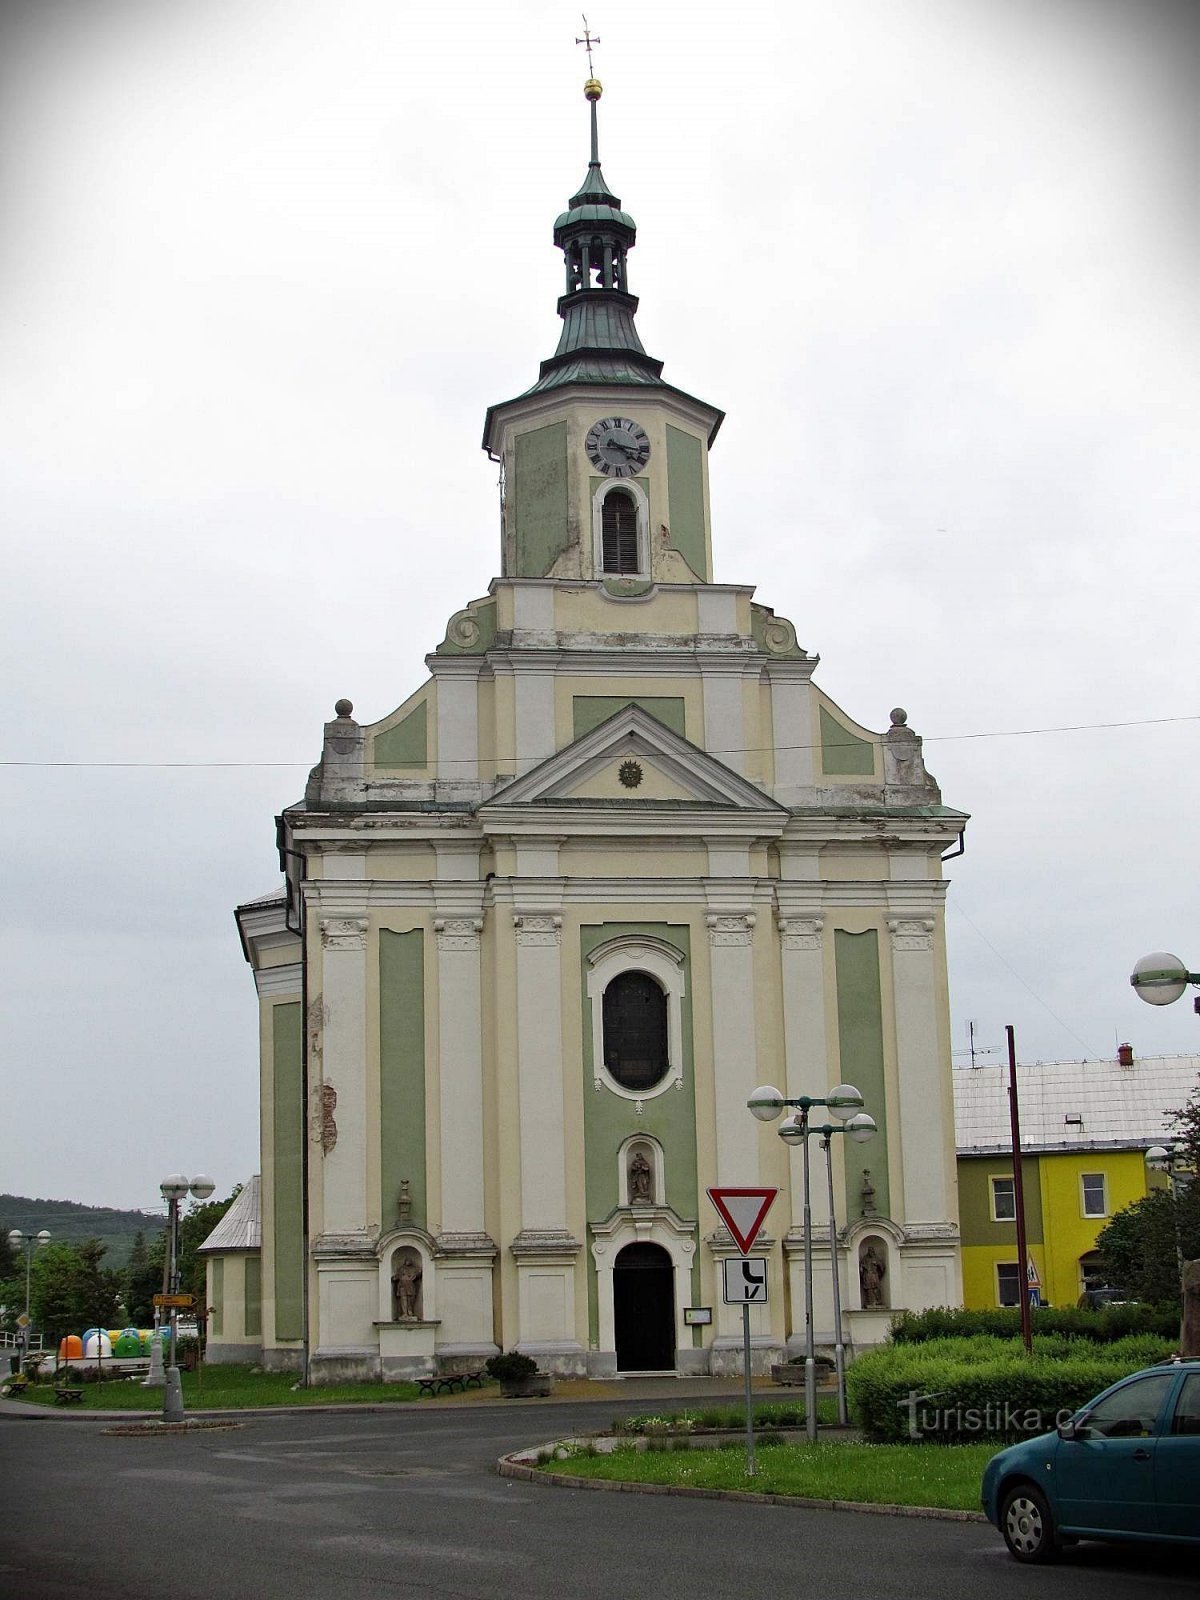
602 971 669 1091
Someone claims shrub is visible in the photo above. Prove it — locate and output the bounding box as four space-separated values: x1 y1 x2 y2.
888 1303 1178 1346
849 1333 1175 1443
484 1351 538 1382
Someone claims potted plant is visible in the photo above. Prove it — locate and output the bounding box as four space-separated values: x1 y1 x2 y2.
485 1350 552 1398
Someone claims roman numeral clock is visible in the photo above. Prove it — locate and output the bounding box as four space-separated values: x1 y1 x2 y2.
585 416 651 478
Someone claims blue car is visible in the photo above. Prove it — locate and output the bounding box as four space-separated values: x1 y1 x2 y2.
981 1360 1200 1562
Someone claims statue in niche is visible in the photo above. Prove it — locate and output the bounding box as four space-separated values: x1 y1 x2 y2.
391 1249 423 1321
859 1241 887 1309
860 1169 877 1218
629 1149 653 1204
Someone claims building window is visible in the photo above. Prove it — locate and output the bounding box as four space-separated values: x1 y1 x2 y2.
586 934 686 1104
990 1175 1016 1221
603 971 669 1092
1081 1173 1107 1218
996 1262 1021 1307
601 488 640 574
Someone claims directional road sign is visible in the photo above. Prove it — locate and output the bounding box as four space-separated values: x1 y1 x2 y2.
154 1293 196 1310
707 1187 778 1254
722 1257 769 1304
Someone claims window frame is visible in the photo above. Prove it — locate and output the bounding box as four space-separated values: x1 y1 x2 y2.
592 477 650 580
585 936 686 1105
989 1173 1017 1222
995 1261 1021 1307
1080 1171 1108 1219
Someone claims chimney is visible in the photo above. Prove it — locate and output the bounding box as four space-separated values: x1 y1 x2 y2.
1117 1042 1135 1068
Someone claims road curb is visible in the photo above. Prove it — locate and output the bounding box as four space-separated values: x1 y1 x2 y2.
497 1444 988 1522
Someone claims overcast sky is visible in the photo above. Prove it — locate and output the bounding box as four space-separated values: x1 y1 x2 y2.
3 0 1198 1213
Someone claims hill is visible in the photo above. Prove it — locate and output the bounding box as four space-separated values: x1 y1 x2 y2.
1 1194 162 1269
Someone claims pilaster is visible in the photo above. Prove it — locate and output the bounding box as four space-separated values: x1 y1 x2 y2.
886 894 950 1228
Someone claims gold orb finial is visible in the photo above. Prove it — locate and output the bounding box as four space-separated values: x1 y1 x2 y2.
584 77 603 101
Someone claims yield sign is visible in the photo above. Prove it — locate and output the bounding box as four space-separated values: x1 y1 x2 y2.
707 1187 778 1254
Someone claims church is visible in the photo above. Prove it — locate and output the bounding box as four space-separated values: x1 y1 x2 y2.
213 74 968 1381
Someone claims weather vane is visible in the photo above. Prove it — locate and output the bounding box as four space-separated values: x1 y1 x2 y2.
576 16 600 77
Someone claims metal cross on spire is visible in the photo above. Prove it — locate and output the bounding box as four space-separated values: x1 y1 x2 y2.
576 16 600 76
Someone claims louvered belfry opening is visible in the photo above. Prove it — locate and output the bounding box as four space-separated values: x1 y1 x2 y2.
602 971 668 1091
601 489 640 574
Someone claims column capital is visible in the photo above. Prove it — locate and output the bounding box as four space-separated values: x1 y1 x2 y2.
320 917 368 950
434 917 483 951
513 914 562 947
887 916 934 952
778 913 824 951
706 912 755 947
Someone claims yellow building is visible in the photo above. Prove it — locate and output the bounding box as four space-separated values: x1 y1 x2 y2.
955 1052 1199 1308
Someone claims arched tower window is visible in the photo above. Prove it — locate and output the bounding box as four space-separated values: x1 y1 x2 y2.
603 971 668 1091
601 488 640 575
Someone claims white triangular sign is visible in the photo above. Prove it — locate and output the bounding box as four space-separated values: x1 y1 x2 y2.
707 1187 778 1254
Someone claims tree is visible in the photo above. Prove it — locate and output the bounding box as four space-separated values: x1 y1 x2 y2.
124 1230 163 1326
30 1239 120 1341
1169 1077 1200 1174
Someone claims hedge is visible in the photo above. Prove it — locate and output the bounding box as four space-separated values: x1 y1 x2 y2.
887 1303 1178 1345
848 1333 1175 1444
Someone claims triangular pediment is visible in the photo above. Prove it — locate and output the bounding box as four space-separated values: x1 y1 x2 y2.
483 706 788 813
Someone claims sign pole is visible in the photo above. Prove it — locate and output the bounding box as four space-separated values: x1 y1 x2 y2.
742 1301 756 1476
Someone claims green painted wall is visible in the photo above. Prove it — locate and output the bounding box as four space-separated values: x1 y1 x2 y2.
272 1001 304 1341
833 932 890 1220
380 930 426 1232
666 425 707 580
515 422 570 575
820 706 876 776
958 1155 1045 1246
210 1257 224 1337
374 701 427 769
572 695 687 740
245 1255 262 1338
579 923 700 1345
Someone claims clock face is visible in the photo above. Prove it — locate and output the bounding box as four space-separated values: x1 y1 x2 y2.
586 416 651 477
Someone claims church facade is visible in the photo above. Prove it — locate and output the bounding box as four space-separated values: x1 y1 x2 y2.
225 79 967 1381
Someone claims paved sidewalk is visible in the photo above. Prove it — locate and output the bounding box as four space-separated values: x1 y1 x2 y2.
0 1371 821 1423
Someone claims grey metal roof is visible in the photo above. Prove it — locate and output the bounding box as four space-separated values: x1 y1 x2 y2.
237 887 286 910
198 1175 261 1253
954 1055 1199 1153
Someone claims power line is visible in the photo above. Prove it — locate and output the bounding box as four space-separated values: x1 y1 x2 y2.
0 710 1195 771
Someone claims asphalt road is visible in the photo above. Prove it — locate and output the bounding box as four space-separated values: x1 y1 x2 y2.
2 1400 1198 1600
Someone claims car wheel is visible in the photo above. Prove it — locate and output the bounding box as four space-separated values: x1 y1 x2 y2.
1001 1483 1060 1564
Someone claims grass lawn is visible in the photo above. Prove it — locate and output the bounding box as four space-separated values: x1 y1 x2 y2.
16 1365 428 1409
542 1438 995 1511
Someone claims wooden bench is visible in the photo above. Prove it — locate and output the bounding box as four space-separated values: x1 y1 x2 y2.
415 1369 486 1397
54 1385 85 1405
0 1374 29 1398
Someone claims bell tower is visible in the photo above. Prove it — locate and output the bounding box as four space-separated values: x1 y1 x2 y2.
483 77 724 588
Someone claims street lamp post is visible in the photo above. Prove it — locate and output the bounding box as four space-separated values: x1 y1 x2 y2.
6 1229 51 1362
158 1173 215 1424
748 1085 876 1441
1130 952 1200 1013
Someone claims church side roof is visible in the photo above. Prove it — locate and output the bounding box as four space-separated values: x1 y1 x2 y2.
198 1175 261 1253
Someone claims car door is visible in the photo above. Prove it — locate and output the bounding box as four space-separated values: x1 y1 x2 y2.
1154 1369 1200 1540
1054 1372 1175 1536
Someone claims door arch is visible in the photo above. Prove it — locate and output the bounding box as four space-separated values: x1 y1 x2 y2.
613 1242 675 1372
